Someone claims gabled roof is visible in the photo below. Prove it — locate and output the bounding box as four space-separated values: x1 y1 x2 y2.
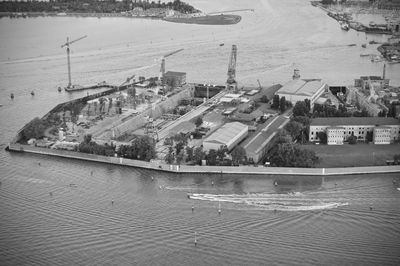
276 79 325 97
204 122 248 145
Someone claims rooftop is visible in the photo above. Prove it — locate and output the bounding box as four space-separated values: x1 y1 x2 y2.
311 117 400 126
276 79 325 97
204 122 248 145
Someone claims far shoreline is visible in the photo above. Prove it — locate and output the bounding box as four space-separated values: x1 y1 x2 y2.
0 12 242 25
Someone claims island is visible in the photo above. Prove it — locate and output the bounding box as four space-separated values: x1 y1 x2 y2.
0 0 242 25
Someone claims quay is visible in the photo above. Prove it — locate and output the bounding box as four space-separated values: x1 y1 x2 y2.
7 143 400 176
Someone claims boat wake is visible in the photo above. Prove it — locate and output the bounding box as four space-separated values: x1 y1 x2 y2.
188 192 348 211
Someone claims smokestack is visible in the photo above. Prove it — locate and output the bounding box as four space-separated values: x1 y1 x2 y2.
292 69 300 80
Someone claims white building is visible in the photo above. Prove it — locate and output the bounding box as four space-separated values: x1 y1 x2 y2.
275 79 328 108
309 117 400 145
203 122 248 151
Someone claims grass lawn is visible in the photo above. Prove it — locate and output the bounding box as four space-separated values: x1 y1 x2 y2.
301 143 400 168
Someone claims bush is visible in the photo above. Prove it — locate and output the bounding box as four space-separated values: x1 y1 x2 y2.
348 135 357 144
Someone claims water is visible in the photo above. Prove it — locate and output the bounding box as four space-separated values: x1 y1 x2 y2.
1 0 400 265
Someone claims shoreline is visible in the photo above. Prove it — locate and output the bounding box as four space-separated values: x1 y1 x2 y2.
7 143 400 176
0 12 241 25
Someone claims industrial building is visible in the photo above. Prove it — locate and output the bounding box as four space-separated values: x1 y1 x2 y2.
202 122 248 152
164 71 186 87
309 117 400 145
275 79 328 107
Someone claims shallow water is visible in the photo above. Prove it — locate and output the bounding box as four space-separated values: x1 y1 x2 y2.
1 0 400 265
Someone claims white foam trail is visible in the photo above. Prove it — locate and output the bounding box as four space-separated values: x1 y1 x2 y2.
188 193 349 211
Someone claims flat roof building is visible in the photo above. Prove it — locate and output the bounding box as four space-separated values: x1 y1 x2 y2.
309 117 400 144
203 122 248 152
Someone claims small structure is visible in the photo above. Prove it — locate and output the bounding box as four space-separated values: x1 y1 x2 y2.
164 71 186 87
203 122 248 151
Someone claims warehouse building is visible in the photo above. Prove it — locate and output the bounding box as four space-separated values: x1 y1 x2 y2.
309 117 400 145
275 79 328 108
203 122 248 151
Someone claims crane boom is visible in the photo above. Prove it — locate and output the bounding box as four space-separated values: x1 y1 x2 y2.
61 35 87 48
163 48 184 58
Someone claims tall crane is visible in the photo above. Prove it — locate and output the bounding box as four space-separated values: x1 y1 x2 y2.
227 45 237 90
159 48 184 85
61 35 87 88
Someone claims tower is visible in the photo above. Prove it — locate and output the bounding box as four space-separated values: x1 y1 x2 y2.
227 45 237 90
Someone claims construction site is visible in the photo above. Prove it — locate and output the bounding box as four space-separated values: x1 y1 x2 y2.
13 41 289 164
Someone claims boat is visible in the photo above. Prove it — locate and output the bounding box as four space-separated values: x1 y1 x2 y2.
360 53 370 57
361 44 367 48
340 22 350 31
219 43 224 46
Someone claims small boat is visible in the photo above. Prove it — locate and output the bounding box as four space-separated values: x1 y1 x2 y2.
219 43 224 46
348 44 356 47
361 44 367 48
360 53 370 57
340 22 350 31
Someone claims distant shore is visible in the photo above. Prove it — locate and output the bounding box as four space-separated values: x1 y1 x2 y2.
0 12 242 25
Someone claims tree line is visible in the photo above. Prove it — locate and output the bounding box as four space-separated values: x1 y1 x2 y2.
0 0 198 14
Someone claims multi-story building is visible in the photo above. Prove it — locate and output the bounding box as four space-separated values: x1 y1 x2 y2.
309 117 400 145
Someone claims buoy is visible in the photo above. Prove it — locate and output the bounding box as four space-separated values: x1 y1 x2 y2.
10 93 14 100
192 205 194 213
194 232 197 247
218 201 221 215
211 181 214 186
58 87 62 92
369 204 373 211
38 162 41 166
31 91 35 96
274 181 278 186
151 176 154 181
112 200 114 205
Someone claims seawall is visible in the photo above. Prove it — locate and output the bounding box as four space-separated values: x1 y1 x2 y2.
8 143 400 176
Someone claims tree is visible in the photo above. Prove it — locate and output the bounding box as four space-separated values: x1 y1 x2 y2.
165 146 175 164
216 145 228 161
117 136 156 161
260 95 269 103
366 131 373 142
21 117 48 141
206 149 218 166
304 99 311 113
348 135 357 144
185 146 194 162
269 143 319 168
293 101 309 117
176 150 185 165
316 131 327 144
272 95 280 109
285 121 303 141
193 146 205 165
279 96 286 113
195 116 203 127
231 146 246 164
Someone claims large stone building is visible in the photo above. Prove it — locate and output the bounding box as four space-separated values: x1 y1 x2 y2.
275 79 328 108
309 117 400 145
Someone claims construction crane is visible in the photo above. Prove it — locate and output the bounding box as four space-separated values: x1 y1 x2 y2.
158 48 184 85
257 79 262 90
227 45 237 90
61 35 87 88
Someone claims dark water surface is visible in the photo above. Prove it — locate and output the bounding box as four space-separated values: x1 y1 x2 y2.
1 0 400 265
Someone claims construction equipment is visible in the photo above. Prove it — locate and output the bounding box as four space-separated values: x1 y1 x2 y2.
257 79 262 90
61 35 87 88
119 74 136 88
158 48 184 85
226 45 237 90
